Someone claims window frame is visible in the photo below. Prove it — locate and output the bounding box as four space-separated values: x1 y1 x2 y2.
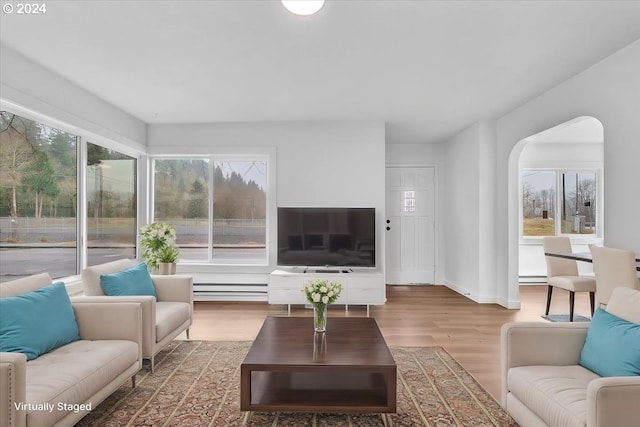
148 152 273 267
0 104 144 283
520 167 603 241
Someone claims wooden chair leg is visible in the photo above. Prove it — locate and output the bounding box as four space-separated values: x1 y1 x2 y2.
589 292 595 316
545 285 553 315
569 291 575 322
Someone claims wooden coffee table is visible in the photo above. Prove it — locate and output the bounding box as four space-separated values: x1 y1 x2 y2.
240 316 396 414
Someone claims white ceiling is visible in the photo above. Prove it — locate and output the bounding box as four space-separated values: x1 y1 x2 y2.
1 1 640 145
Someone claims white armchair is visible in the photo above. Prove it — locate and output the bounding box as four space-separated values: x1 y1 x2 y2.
501 287 640 427
77 259 193 372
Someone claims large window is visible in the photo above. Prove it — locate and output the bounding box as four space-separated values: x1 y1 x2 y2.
152 158 267 264
0 111 78 281
86 142 137 266
522 170 598 237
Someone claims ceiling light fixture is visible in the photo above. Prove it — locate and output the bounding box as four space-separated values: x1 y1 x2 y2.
281 0 325 16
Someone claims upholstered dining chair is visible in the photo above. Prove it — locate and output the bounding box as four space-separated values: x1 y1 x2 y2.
543 236 596 321
590 245 640 309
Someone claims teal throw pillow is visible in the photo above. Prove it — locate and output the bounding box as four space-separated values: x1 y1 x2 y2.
579 308 640 377
100 262 157 299
0 282 80 360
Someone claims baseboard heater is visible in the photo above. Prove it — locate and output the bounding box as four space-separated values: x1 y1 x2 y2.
193 283 268 302
519 275 547 284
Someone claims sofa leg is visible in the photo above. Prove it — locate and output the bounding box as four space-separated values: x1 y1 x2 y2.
131 375 136 388
186 328 190 340
545 285 553 315
569 291 575 322
150 356 155 374
589 292 595 315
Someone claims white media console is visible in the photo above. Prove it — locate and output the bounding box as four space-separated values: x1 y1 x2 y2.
268 268 385 315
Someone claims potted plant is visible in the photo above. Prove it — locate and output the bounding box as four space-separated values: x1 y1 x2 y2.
138 222 179 273
157 245 180 275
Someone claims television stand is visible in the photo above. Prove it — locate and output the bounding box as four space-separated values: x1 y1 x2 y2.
268 268 385 316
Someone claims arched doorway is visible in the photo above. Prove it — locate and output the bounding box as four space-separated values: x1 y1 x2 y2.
507 116 604 306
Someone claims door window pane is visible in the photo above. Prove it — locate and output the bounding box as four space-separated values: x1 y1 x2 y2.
0 112 77 281
86 142 136 265
522 171 556 236
403 190 416 212
154 159 210 261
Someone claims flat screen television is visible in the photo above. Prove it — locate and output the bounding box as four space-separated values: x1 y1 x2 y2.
277 207 375 268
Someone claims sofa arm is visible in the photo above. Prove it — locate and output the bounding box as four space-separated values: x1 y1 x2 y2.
0 352 27 427
73 301 141 342
587 376 640 427
501 322 589 405
72 297 149 356
151 275 193 305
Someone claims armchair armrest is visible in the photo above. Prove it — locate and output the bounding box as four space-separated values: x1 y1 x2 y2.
501 322 589 405
150 275 193 305
72 295 155 357
0 352 26 427
587 376 640 427
73 301 142 343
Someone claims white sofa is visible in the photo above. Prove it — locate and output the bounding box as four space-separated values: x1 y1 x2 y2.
0 273 142 427
501 287 640 427
78 259 193 371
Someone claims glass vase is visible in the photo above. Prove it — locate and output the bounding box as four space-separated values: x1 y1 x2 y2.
313 304 328 332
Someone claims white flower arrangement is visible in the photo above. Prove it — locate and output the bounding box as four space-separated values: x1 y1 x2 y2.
138 222 179 270
303 279 343 306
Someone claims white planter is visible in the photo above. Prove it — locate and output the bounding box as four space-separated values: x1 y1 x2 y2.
158 262 176 275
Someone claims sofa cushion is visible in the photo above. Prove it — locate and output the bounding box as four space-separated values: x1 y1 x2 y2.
579 307 640 377
24 339 138 427
0 282 79 360
508 365 599 427
156 301 191 342
100 262 157 299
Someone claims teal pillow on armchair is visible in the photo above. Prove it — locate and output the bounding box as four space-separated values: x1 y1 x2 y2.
0 282 80 360
579 308 640 377
100 262 157 299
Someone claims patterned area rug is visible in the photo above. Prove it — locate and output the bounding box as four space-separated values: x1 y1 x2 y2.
76 341 518 427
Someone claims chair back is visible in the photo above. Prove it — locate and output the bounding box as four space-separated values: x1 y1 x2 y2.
81 259 136 296
0 273 53 298
606 287 640 323
543 236 578 278
590 245 640 307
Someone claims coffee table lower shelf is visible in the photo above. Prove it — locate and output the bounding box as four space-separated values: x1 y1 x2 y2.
241 370 396 413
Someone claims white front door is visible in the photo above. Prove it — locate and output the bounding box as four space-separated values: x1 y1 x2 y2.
385 167 436 284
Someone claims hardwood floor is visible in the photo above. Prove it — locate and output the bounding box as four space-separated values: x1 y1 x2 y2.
185 284 594 400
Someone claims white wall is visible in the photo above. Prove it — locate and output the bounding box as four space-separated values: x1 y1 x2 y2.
478 121 499 300
443 123 480 298
0 45 146 151
148 121 386 282
496 39 640 307
386 143 446 284
441 121 498 302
